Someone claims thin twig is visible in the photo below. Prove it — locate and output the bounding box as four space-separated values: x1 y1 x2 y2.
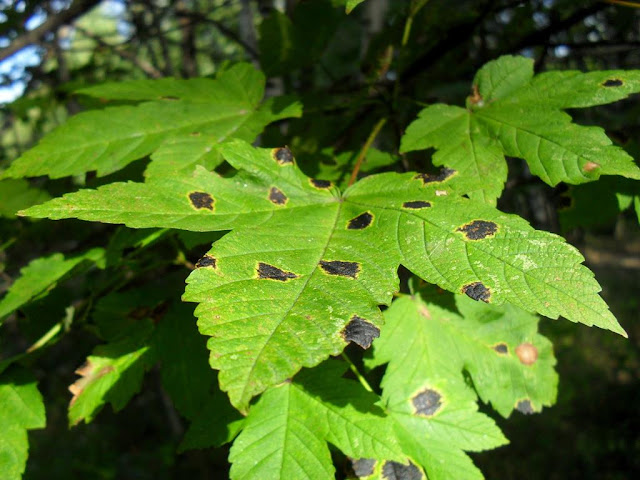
341 352 374 393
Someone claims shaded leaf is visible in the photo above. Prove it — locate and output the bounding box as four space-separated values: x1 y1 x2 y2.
0 179 51 218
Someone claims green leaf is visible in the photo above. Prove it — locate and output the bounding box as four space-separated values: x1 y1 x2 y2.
401 55 640 202
68 320 155 425
2 63 301 180
0 248 105 324
344 0 367 14
368 295 508 480
229 360 404 480
0 368 46 480
0 179 51 218
22 140 625 412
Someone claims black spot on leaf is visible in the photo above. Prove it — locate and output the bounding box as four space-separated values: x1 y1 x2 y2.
272 146 294 165
319 260 360 278
412 388 442 416
195 255 217 269
269 187 288 205
602 78 623 87
382 461 423 480
351 458 376 477
189 192 214 210
402 201 431 209
342 316 380 349
516 399 535 415
493 343 508 355
457 220 498 240
310 178 332 189
348 212 373 230
415 167 456 184
462 282 491 302
257 262 298 281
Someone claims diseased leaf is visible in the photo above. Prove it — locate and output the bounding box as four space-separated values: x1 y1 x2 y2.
68 320 155 425
402 55 640 203
22 140 625 413
0 248 104 324
2 64 301 180
229 360 404 480
0 368 46 480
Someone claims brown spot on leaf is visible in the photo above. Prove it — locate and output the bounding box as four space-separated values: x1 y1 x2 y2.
257 262 298 281
403 201 431 209
516 399 535 415
351 458 376 477
272 146 294 165
382 461 423 480
468 84 484 106
583 161 600 173
319 260 360 278
310 178 332 189
515 342 538 366
602 78 623 87
493 343 508 355
188 191 214 210
415 167 456 184
195 254 217 269
347 212 373 230
342 315 380 349
457 220 498 240
190 131 201 137
269 187 288 205
412 388 443 416
462 282 491 302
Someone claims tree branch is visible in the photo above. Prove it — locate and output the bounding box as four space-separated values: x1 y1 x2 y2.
0 0 101 62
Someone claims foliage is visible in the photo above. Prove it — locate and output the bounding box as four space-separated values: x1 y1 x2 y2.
1 1 640 479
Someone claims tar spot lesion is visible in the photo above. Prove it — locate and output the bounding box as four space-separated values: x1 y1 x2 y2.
602 78 623 87
188 191 214 210
412 388 443 417
310 178 332 189
195 255 217 269
271 146 294 165
457 220 498 240
319 260 360 278
516 399 535 415
462 282 491 302
351 458 376 477
381 461 423 480
257 262 298 281
402 201 431 209
347 212 373 230
269 187 288 205
342 315 380 349
492 343 508 355
415 167 456 185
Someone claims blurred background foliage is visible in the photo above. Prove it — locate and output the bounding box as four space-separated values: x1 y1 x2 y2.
0 0 639 478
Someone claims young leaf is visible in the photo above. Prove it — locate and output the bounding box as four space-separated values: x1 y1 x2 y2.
68 320 155 425
0 368 46 480
368 295 509 480
401 55 640 203
0 248 105 324
22 140 625 412
229 360 405 480
2 63 301 180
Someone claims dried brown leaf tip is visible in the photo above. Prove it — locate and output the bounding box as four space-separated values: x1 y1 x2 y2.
68 361 114 408
602 78 623 87
382 460 424 480
257 262 298 281
457 220 498 240
271 146 294 165
310 178 332 189
347 212 373 230
415 167 456 185
188 191 214 210
269 187 288 205
319 260 360 278
515 342 538 366
342 315 380 349
462 281 491 302
412 388 443 417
